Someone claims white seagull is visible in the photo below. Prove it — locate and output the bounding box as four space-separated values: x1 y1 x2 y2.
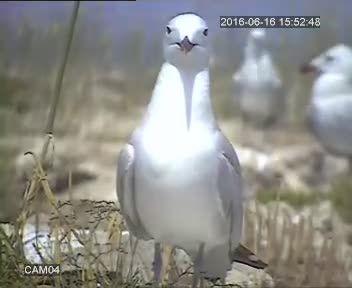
301 44 352 172
232 28 284 127
117 13 266 286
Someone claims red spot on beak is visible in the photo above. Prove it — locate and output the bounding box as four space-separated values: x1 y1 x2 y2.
300 63 317 74
180 36 195 53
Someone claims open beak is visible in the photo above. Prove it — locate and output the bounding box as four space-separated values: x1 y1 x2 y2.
179 36 195 54
300 63 317 74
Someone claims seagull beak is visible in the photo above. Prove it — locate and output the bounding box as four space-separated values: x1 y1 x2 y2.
300 63 317 74
180 36 195 54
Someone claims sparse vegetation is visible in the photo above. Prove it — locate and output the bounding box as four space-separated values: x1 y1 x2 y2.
329 177 352 224
244 201 352 288
0 225 35 288
0 146 21 222
256 189 321 209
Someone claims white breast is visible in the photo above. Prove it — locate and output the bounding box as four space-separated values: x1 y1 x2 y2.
310 96 352 155
134 129 228 248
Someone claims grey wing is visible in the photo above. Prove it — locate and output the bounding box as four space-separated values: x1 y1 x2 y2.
215 131 243 248
117 144 151 240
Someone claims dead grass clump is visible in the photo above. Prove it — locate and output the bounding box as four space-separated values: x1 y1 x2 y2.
0 150 149 287
256 188 320 209
329 176 352 224
244 201 352 287
0 225 35 288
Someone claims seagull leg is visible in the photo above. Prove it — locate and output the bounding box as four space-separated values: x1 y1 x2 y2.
153 242 162 284
199 277 205 288
161 244 173 285
192 242 205 288
167 247 179 284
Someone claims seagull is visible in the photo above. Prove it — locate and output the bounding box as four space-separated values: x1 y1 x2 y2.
232 28 284 127
300 44 352 173
117 12 266 286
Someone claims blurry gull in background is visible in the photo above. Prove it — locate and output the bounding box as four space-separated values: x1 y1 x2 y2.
117 12 266 286
232 28 284 128
301 44 352 173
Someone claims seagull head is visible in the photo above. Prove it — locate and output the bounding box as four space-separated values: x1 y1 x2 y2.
163 12 210 71
300 44 352 77
249 28 266 44
246 28 267 58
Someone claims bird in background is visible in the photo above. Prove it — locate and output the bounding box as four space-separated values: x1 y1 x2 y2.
301 44 352 173
117 12 266 287
232 28 284 128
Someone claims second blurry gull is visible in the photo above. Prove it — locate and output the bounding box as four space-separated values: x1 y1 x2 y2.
233 29 284 127
301 44 352 172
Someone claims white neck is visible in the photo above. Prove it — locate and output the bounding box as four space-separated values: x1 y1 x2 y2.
245 40 264 60
313 73 352 100
143 62 216 132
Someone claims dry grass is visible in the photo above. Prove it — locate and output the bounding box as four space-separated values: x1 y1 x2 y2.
244 200 352 288
256 187 325 210
329 177 352 224
0 150 146 287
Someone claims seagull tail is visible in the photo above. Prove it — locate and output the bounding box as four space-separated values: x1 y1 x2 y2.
231 244 268 269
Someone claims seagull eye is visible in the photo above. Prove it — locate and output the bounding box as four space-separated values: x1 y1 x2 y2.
203 29 208 36
166 26 172 35
325 55 333 62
